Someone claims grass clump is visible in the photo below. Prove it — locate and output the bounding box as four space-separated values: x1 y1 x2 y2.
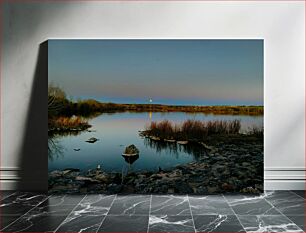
49 116 91 132
248 126 263 138
144 119 242 141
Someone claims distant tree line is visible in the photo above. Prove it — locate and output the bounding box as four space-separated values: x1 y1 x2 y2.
48 84 264 117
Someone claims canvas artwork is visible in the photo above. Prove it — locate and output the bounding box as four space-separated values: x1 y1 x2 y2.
48 40 263 194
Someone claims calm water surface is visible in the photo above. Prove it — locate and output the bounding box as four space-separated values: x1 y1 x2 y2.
48 112 263 173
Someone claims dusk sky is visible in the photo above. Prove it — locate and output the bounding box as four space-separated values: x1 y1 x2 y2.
48 40 263 106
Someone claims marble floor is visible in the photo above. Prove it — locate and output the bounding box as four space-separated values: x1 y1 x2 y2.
0 190 304 232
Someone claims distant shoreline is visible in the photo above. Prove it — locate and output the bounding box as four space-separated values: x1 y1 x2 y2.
49 93 264 117
78 102 264 116
48 85 263 116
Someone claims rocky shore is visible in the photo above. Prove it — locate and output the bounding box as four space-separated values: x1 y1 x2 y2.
48 134 263 194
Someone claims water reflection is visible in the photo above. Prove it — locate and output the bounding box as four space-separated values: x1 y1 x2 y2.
49 130 83 138
48 112 263 173
48 137 64 161
122 154 139 165
143 138 208 160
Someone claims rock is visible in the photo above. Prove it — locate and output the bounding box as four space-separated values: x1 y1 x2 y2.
240 186 260 194
62 168 80 176
73 148 80 151
222 183 235 191
214 165 225 173
111 173 122 184
63 168 80 173
177 141 188 145
200 142 217 153
164 139 176 143
123 144 139 155
107 184 122 193
149 136 161 141
51 184 80 193
255 184 263 191
75 176 99 183
168 188 175 194
95 174 109 183
174 181 193 193
49 170 63 178
86 137 99 143
194 186 208 194
207 186 218 193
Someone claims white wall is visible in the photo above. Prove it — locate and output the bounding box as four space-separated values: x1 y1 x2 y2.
1 1 304 190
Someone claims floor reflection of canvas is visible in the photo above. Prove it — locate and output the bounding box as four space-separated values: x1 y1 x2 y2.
48 40 263 194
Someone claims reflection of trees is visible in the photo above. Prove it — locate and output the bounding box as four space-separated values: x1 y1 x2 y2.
48 136 64 161
143 138 207 160
79 111 102 119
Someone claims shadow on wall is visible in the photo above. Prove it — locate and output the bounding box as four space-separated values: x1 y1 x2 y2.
17 41 48 192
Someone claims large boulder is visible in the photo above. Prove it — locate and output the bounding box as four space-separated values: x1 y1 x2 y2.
123 144 139 155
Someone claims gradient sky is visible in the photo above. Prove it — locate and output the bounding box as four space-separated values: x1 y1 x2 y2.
48 40 263 106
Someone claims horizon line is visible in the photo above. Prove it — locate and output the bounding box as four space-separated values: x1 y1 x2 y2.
74 99 263 107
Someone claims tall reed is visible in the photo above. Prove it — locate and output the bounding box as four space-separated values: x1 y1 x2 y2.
145 119 242 141
49 116 90 131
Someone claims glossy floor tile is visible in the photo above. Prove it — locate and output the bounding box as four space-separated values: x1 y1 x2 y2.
0 191 304 232
292 190 305 199
224 194 281 215
189 195 234 215
73 194 116 215
2 213 67 232
150 195 191 216
0 215 23 230
286 215 305 230
0 192 48 216
193 215 245 232
265 191 305 215
98 215 149 232
149 215 195 233
0 191 16 201
107 195 150 215
56 214 105 232
238 215 303 233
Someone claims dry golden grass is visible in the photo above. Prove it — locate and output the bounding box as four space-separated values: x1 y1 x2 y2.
49 116 91 131
145 119 242 141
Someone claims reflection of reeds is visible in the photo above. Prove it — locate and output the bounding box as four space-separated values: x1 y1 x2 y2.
145 119 241 141
143 138 207 160
144 137 179 156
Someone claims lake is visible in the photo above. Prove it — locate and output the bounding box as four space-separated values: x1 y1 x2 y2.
48 112 263 174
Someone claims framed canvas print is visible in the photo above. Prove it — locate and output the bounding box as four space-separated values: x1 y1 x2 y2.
48 39 263 194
